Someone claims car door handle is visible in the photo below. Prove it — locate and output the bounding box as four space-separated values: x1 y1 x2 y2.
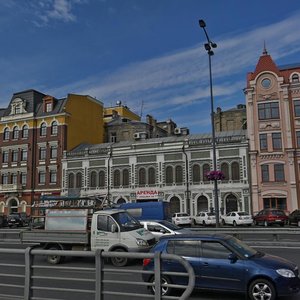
202 262 209 267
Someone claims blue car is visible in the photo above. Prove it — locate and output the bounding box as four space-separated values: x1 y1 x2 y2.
142 234 300 299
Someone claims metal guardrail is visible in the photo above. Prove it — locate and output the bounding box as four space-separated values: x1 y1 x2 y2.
0 247 195 300
190 227 300 246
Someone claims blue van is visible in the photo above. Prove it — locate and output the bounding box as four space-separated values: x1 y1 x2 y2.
118 201 171 221
142 234 300 299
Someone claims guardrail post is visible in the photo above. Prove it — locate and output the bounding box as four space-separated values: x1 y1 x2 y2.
24 246 33 300
95 249 104 300
154 251 161 300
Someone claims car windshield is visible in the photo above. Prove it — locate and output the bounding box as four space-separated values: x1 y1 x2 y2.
157 220 182 230
226 236 257 258
113 212 142 231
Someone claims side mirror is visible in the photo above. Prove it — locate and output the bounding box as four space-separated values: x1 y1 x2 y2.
228 253 238 263
111 224 118 233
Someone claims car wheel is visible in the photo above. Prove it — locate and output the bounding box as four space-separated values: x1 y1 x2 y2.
248 278 276 300
263 220 268 227
233 221 237 227
149 275 172 296
111 248 128 267
46 246 65 264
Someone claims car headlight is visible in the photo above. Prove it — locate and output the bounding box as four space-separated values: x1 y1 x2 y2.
136 238 148 247
276 269 295 278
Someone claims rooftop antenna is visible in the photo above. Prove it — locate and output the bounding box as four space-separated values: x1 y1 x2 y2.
140 100 144 119
263 40 268 55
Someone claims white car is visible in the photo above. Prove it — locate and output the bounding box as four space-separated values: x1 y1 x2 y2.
140 220 191 241
171 212 192 226
221 211 253 226
194 211 216 226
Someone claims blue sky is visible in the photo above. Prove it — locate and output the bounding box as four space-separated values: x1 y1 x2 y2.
1 0 300 133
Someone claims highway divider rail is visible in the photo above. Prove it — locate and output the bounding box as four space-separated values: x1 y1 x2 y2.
0 247 195 300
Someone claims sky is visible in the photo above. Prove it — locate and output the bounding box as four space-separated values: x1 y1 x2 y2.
1 0 300 134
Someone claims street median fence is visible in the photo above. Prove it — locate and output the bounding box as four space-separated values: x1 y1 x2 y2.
190 227 300 247
0 247 195 300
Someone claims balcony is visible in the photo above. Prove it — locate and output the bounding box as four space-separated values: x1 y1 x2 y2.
0 184 22 193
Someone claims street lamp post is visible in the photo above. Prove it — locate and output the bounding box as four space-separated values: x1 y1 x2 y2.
199 19 220 227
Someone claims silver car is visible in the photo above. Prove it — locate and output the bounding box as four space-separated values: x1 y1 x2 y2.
140 220 191 240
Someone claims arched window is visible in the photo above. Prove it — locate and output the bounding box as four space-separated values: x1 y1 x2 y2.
12 126 19 139
3 128 9 140
175 166 183 184
75 172 82 188
165 166 173 184
292 74 299 83
192 164 200 182
202 164 210 181
22 125 29 139
148 167 155 185
231 162 240 181
51 121 58 136
138 168 146 185
40 122 47 137
90 171 97 188
197 195 208 212
122 169 129 186
98 171 105 188
221 163 229 180
68 173 74 188
113 170 120 187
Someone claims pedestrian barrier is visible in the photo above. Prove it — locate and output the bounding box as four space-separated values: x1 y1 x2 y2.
0 247 195 300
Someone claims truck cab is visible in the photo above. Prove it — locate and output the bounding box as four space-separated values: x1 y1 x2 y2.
91 209 156 266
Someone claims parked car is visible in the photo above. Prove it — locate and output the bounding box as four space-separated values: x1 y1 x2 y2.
7 212 30 228
140 220 191 241
253 209 288 227
0 214 8 228
142 234 300 299
194 211 216 226
288 209 300 227
221 211 253 226
171 213 192 226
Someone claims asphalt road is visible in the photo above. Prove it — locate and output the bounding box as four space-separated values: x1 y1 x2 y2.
0 242 300 300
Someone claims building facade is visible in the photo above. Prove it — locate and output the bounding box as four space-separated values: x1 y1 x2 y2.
0 90 104 215
62 130 251 216
245 49 300 213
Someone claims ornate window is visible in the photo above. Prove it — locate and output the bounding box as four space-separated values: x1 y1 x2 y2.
68 173 75 188
221 163 229 180
292 74 299 83
122 169 129 186
192 164 200 182
22 125 29 139
51 121 58 136
11 173 17 184
2 174 8 184
113 170 120 187
99 171 105 188
90 171 97 188
50 170 57 183
3 128 9 140
50 146 57 159
39 147 46 160
2 151 8 163
39 171 46 184
258 102 279 120
165 166 173 184
12 150 18 162
76 172 82 188
259 133 268 151
231 162 240 181
202 164 210 181
10 98 27 115
138 168 146 185
274 164 285 182
175 165 183 184
272 132 282 150
148 167 155 185
261 165 269 182
21 149 28 161
40 122 47 137
12 126 19 139
21 173 27 185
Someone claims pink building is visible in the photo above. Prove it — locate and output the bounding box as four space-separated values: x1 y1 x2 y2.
245 48 300 213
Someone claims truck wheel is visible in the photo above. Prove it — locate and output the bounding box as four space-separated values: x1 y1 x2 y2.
47 246 65 264
111 248 128 267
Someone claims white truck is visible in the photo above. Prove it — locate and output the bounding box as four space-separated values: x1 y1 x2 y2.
20 208 156 266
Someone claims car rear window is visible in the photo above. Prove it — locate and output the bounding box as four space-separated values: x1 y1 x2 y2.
177 213 189 217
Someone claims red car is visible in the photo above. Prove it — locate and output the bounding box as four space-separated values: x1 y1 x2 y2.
253 209 288 227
